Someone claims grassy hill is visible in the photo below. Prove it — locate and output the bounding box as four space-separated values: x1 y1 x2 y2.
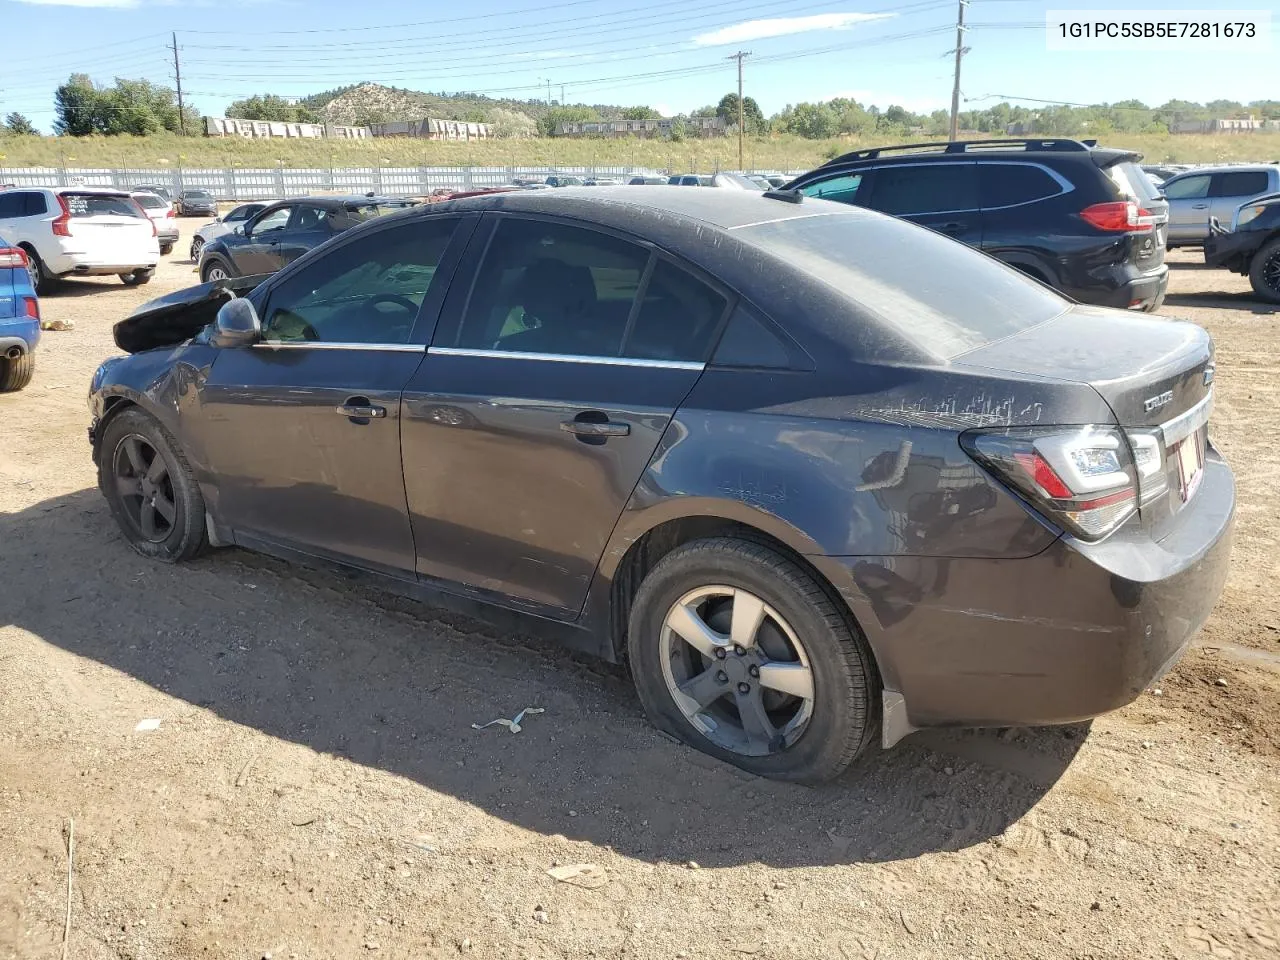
3 130 1279 172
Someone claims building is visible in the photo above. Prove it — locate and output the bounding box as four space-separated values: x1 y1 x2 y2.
555 116 727 138
366 118 491 140
1170 117 1280 134
203 117 370 139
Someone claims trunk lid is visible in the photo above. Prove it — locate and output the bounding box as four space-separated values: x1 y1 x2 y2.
1097 154 1169 268
955 304 1213 535
62 192 155 258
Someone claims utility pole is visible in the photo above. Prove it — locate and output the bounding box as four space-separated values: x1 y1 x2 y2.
727 50 750 170
170 32 186 136
547 79 553 106
560 84 565 106
948 0 968 140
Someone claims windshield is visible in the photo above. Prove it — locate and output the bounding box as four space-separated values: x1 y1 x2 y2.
1106 161 1163 203
185 191 213 200
738 211 1068 358
62 193 145 219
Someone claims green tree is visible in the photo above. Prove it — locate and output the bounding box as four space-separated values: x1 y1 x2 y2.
621 105 661 120
666 115 688 142
715 93 766 134
539 105 599 136
54 74 189 136
226 94 320 123
53 74 100 136
4 113 38 136
776 102 838 139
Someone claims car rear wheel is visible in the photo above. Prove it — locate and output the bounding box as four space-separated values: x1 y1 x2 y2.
0 352 35 392
627 537 877 783
98 408 208 562
120 269 154 286
190 237 204 262
159 243 174 256
1248 238 1280 304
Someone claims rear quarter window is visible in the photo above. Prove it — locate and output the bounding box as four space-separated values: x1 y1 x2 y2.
738 212 1068 359
1214 171 1271 197
980 164 1064 207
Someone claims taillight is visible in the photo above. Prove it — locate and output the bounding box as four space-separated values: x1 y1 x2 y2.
1080 200 1155 233
23 297 39 320
166 208 175 218
962 425 1167 541
0 246 27 268
52 194 72 237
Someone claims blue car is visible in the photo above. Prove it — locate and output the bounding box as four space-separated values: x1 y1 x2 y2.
0 234 40 391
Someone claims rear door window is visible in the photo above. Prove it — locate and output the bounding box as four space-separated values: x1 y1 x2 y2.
798 173 868 206
626 259 728 362
867 164 978 215
0 192 25 218
1163 175 1211 200
1212 171 1271 197
981 164 1064 208
62 193 144 218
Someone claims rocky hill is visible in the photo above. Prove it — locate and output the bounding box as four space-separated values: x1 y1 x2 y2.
301 82 627 126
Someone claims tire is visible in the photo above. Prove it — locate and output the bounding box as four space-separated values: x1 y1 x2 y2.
627 537 877 783
97 407 208 563
160 243 174 256
120 269 154 286
21 246 51 294
201 258 233 283
0 352 35 392
190 237 204 262
1248 237 1280 304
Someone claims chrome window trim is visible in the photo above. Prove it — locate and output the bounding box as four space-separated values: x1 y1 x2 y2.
253 341 426 352
816 160 1076 215
428 346 705 371
1160 389 1214 446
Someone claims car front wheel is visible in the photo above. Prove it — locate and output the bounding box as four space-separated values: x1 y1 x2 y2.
627 537 877 783
202 259 232 283
1248 237 1280 304
190 237 204 262
98 407 208 562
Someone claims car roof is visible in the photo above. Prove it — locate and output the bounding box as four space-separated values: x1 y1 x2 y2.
263 194 411 208
1165 163 1279 177
423 185 845 231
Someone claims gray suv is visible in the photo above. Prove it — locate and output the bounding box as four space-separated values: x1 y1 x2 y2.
1162 165 1280 247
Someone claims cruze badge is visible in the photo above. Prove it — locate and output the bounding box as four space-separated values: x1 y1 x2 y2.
1144 390 1174 413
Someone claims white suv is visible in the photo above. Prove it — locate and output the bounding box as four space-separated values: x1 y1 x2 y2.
0 186 160 291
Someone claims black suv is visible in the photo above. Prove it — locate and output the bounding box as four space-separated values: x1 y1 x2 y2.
786 138 1170 311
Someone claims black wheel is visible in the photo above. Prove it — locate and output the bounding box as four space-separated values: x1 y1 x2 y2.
1248 238 1280 304
202 258 232 283
97 408 208 562
0 352 34 392
160 243 174 256
21 246 51 293
627 538 877 783
120 269 154 286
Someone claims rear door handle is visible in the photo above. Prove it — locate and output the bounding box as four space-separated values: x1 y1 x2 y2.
1191 203 1209 209
560 418 629 438
937 221 966 233
337 400 386 420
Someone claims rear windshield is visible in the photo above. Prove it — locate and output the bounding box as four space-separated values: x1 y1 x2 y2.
133 194 167 209
62 193 144 218
738 212 1068 358
1105 160 1162 203
341 202 416 222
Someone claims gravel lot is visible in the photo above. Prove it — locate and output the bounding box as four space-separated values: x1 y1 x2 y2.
1 223 1277 959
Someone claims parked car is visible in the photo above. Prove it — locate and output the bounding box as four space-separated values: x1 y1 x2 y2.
1142 164 1188 184
763 175 789 189
628 176 669 185
583 177 621 186
131 191 178 255
669 174 713 186
545 175 584 188
0 235 39 391
1160 164 1280 248
175 189 219 217
0 186 160 290
1203 192 1280 302
92 188 1232 783
189 202 269 263
133 184 172 202
198 195 418 282
710 173 766 191
785 138 1171 311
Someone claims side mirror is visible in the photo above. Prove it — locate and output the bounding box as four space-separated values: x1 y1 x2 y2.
211 297 261 348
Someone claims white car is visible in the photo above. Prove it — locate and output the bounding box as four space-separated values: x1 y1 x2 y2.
0 186 160 291
131 191 179 256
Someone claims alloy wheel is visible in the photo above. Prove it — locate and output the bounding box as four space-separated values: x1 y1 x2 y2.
190 238 204 262
111 434 177 542
205 264 228 282
660 585 815 757
25 255 40 292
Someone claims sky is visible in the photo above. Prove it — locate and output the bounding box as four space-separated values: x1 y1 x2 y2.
1 0 1277 133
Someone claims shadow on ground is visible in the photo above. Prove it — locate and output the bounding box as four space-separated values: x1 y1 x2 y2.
1164 290 1279 313
1 489 1086 868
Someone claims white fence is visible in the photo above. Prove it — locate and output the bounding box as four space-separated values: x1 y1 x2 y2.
0 165 803 201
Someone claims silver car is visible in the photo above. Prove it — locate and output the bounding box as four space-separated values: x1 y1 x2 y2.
1161 164 1280 247
188 202 267 263
131 192 179 255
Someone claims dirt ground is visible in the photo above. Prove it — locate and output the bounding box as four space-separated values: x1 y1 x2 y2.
1 226 1277 960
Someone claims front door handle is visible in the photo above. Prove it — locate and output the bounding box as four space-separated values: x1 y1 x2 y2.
337 399 386 420
1191 203 1209 209
937 221 966 233
560 417 629 438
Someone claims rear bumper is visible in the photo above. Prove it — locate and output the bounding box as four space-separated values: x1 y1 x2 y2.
1203 229 1262 271
1 328 40 356
1067 262 1169 311
156 226 179 245
812 449 1234 732
47 258 159 276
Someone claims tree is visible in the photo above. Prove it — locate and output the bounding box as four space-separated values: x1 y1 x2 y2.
715 93 766 134
54 74 100 136
775 102 838 139
227 94 320 123
621 105 661 120
54 74 189 136
666 115 689 142
4 113 37 136
488 107 536 138
539 105 599 136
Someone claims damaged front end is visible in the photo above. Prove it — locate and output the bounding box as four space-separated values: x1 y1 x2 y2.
113 274 269 354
